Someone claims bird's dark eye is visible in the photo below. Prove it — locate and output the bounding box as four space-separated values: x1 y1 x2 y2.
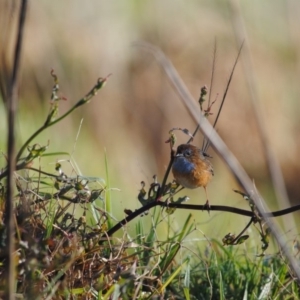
184 149 192 157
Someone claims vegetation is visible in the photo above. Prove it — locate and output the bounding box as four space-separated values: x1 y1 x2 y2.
0 65 299 299
1 1 300 299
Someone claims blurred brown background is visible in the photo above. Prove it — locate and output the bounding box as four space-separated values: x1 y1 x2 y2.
1 1 300 240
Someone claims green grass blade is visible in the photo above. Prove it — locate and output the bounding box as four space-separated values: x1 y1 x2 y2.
159 260 187 293
104 149 113 229
219 271 225 300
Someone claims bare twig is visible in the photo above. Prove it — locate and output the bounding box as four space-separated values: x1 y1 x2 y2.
199 40 217 150
203 42 243 153
208 39 217 109
5 0 28 299
99 199 300 241
15 75 110 162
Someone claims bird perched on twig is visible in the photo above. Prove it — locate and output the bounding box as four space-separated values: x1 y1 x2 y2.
170 43 243 210
172 144 213 209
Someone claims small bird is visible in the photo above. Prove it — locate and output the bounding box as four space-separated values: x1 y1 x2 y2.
172 144 214 208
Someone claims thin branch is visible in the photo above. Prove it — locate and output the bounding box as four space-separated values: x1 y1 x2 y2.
200 40 216 148
98 200 300 241
208 39 217 108
158 149 175 199
5 0 28 299
15 76 110 162
203 42 243 152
